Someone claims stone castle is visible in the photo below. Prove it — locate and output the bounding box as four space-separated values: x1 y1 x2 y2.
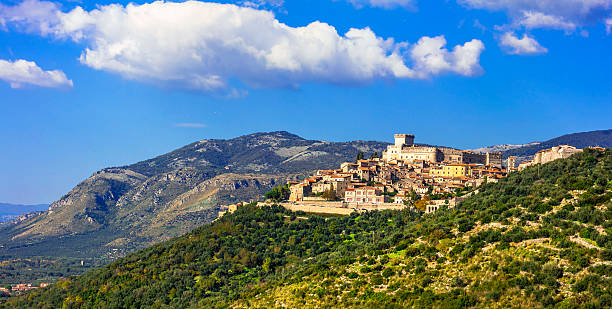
382 134 502 168
518 145 583 170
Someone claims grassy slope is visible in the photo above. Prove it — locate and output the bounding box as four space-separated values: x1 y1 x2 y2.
2 149 611 308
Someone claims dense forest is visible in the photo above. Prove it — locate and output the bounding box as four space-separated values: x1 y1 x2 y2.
2 149 611 308
0 258 102 286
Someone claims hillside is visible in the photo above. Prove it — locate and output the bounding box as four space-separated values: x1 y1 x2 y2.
472 129 612 163
511 129 612 160
503 129 612 159
4 148 610 308
0 131 388 261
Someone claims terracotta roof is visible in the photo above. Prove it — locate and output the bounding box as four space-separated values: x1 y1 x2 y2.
589 146 605 151
446 163 470 167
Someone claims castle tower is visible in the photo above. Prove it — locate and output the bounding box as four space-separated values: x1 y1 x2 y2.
507 156 516 170
394 134 415 147
485 152 503 168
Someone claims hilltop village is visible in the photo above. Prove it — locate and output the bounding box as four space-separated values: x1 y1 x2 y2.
282 134 586 214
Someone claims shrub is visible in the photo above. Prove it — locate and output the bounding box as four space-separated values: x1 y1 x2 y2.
346 272 359 279
382 268 395 278
371 274 384 285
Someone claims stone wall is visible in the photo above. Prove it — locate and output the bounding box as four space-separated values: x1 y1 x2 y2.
276 201 407 215
280 203 356 215
534 145 583 164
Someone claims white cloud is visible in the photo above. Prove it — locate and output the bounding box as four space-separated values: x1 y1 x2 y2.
250 0 415 10
499 32 548 54
239 0 284 9
459 0 612 18
0 0 61 35
410 36 485 77
606 17 612 33
0 0 485 94
459 0 612 31
0 59 73 89
518 11 576 31
347 0 416 9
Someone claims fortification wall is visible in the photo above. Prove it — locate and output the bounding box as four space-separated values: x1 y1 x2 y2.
280 203 356 215
276 201 407 215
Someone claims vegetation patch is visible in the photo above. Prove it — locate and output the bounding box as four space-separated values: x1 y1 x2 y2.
2 149 611 308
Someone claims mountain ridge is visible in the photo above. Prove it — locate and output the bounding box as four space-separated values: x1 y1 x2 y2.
499 129 611 161
0 131 389 261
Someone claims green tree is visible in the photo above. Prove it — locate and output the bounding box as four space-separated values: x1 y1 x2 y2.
382 267 395 278
265 184 290 201
322 187 337 201
356 151 364 162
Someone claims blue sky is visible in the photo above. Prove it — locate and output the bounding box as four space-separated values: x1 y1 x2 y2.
0 0 611 204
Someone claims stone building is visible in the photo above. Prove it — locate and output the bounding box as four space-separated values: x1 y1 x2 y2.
517 160 534 171
534 145 583 164
341 162 358 173
507 156 516 171
289 181 312 201
486 152 503 167
518 145 583 171
344 186 388 204
381 133 502 168
430 163 474 178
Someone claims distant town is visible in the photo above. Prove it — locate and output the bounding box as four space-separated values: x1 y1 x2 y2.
0 283 50 297
236 134 589 215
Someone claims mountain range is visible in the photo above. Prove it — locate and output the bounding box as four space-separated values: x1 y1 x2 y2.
474 129 612 164
1 129 610 263
0 131 389 260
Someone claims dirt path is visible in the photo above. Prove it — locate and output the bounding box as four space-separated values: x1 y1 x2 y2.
570 236 600 250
